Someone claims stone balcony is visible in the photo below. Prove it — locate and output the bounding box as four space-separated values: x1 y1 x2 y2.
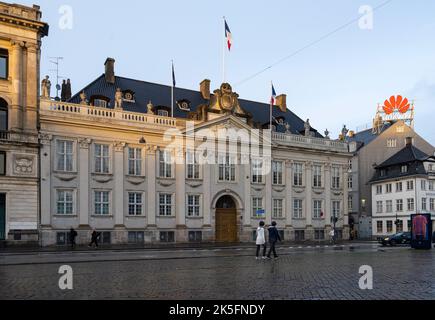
40 98 178 130
272 132 349 153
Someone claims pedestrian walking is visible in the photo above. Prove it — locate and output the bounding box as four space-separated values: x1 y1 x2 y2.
267 221 282 259
69 227 78 250
256 221 267 260
329 229 335 244
89 228 100 248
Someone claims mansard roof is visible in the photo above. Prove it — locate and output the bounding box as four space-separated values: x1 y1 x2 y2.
377 144 431 169
68 74 323 138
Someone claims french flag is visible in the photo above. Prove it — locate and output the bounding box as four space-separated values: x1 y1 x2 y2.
225 20 232 51
271 83 277 106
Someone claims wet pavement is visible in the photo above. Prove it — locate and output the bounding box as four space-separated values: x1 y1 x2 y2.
0 243 434 300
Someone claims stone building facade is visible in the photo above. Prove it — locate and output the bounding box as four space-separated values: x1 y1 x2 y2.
0 2 48 243
38 59 352 246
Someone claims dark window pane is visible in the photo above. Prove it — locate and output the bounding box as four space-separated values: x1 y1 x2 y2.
0 109 7 131
0 152 5 175
0 56 7 79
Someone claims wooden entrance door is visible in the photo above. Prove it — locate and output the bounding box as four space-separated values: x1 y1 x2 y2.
215 209 237 242
0 194 5 240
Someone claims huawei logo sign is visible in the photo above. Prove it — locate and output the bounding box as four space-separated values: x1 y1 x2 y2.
383 95 411 115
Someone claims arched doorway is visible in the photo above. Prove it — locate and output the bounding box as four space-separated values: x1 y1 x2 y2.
215 195 238 243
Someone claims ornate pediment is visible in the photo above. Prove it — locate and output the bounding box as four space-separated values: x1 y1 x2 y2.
209 83 247 116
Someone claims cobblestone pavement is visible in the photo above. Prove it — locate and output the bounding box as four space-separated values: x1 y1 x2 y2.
0 244 434 300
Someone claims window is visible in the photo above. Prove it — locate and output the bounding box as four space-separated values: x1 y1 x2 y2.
422 198 427 211
128 231 144 244
396 182 403 192
313 200 323 219
407 198 415 211
95 144 110 174
430 199 435 211
252 159 263 184
186 151 200 180
293 199 303 219
386 200 393 213
94 191 110 215
159 150 173 178
160 231 175 243
188 231 202 242
101 232 112 245
376 201 383 213
252 197 264 218
407 180 414 191
93 99 108 108
272 161 283 185
314 230 325 240
272 199 284 219
348 196 353 213
157 110 169 117
56 140 74 172
0 100 7 132
348 160 353 171
401 165 408 174
0 151 5 176
421 180 427 191
159 194 173 216
187 195 201 217
396 220 403 233
128 192 143 216
56 232 70 246
332 201 341 219
295 230 305 241
396 126 405 133
218 154 236 182
376 185 383 195
332 166 341 189
377 221 383 234
293 163 303 186
380 169 387 177
396 199 403 212
56 190 74 215
348 175 353 190
0 49 8 79
313 165 322 188
387 139 397 148
386 184 392 193
387 221 393 233
128 148 142 176
429 181 434 191
407 220 412 231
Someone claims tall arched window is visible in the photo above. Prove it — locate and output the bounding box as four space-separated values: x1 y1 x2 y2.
0 98 8 132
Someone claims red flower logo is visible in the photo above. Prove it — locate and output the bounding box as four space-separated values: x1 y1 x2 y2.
383 95 410 115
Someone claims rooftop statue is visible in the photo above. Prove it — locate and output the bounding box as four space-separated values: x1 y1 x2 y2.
41 75 51 98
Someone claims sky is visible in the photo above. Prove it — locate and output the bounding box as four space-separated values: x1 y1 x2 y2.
19 0 435 145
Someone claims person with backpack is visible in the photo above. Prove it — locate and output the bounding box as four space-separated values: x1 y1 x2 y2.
267 221 282 259
89 228 100 248
70 227 78 250
256 221 267 260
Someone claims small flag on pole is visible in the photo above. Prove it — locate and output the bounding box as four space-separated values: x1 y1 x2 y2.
172 61 176 87
271 83 277 106
225 20 232 51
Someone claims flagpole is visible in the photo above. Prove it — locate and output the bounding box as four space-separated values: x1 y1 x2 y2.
171 60 174 118
222 16 226 84
270 81 273 132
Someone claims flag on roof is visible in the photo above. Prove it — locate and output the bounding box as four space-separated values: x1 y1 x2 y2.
225 20 232 51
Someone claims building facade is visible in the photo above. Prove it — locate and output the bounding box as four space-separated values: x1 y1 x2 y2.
38 59 352 246
371 139 435 237
0 2 48 243
347 121 435 239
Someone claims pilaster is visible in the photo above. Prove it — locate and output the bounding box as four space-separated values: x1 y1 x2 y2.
78 138 91 227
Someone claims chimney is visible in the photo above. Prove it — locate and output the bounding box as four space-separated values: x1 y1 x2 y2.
276 94 287 112
200 79 211 100
104 58 115 84
405 137 413 146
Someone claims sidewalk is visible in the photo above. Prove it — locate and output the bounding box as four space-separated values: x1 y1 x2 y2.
0 240 378 254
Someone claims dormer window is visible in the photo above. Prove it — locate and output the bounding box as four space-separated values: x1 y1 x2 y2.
401 165 408 173
177 99 191 111
90 95 110 108
154 106 171 117
158 110 169 117
123 90 135 102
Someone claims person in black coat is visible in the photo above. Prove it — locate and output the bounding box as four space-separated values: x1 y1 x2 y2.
267 221 282 259
88 229 100 248
69 227 78 250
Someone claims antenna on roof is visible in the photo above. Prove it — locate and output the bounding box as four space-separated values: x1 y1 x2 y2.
49 56 64 101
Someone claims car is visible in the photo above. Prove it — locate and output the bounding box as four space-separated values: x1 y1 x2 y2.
379 232 411 247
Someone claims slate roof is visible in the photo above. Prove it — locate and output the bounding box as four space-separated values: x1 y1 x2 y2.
346 123 392 147
69 74 322 137
377 144 430 169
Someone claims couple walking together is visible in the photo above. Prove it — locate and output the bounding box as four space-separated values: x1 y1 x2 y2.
256 221 281 260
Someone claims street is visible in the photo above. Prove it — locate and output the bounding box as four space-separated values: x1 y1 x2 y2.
0 243 434 300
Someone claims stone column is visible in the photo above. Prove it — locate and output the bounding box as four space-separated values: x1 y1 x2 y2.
114 142 125 227
24 43 39 134
285 160 293 240
242 154 251 240
265 156 272 225
305 161 313 240
40 134 52 226
203 162 212 227
146 145 157 228
175 146 186 240
342 166 350 239
325 163 332 232
78 138 91 227
9 40 24 132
